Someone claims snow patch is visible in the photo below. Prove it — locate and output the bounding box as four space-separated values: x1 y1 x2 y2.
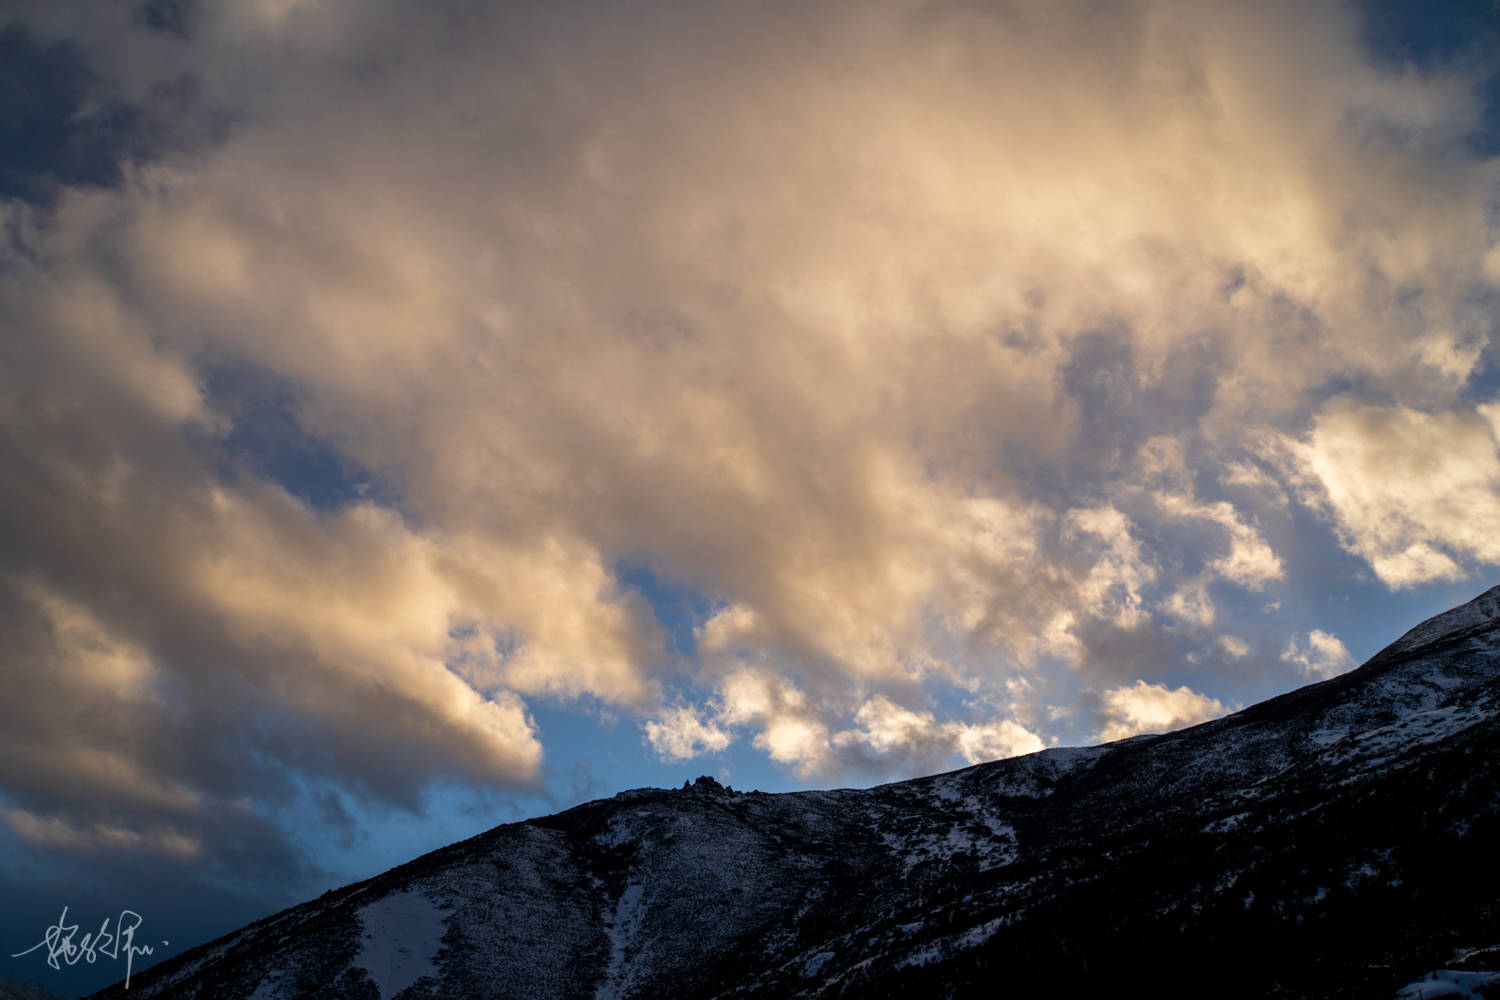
802 951 835 977
1397 969 1500 999
882 819 1017 874
597 811 647 849
353 890 448 1000
247 974 286 1000
1201 812 1248 834
895 917 1006 969
1322 702 1492 769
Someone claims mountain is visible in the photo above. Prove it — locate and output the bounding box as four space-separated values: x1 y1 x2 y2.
90 588 1500 999
0 979 71 1000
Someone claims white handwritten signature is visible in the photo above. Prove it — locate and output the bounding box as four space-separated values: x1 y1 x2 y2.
10 906 167 990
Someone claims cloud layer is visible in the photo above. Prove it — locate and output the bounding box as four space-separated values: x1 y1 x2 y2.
1 0 1497 888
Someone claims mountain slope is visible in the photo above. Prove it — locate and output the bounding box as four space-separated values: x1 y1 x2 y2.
92 587 1500 999
0 979 71 1000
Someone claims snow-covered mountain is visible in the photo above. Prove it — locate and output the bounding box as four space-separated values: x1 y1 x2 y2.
90 587 1500 999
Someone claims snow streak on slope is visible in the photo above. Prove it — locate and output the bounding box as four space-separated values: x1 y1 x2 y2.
595 883 646 1000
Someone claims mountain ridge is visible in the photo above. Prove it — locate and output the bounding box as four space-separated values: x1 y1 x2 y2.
89 586 1500 999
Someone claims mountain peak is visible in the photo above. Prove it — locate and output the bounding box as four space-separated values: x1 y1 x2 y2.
1374 583 1500 662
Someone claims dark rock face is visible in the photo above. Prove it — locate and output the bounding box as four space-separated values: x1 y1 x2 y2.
91 588 1500 999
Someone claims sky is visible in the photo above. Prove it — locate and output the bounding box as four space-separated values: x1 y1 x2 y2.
1 0 1499 994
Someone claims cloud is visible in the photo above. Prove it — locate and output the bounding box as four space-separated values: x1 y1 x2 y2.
831 697 1044 772
0 808 202 862
755 717 833 775
1281 629 1356 680
1064 507 1157 630
1220 460 1288 504
1218 635 1251 659
1096 681 1228 742
644 707 730 762
1165 579 1216 627
951 720 1046 765
1151 487 1284 590
708 668 834 775
834 698 940 757
672 676 1045 777
1282 402 1500 587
